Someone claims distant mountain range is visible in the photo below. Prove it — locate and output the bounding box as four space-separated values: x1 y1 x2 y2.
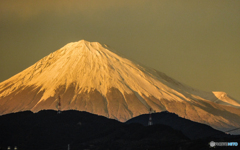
0 40 240 134
0 110 239 150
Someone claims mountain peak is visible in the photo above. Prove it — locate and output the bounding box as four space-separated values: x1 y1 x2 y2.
0 40 240 134
77 39 97 46
62 40 101 51
79 39 89 43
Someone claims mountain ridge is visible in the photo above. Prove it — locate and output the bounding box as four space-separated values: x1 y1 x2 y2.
126 111 232 139
0 40 240 134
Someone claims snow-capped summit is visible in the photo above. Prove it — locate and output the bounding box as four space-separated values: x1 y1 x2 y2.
0 40 240 134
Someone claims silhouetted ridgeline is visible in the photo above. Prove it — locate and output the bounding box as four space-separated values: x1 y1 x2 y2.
0 110 239 150
126 111 234 140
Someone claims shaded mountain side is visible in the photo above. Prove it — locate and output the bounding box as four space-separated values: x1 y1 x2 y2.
126 111 235 140
0 110 187 150
0 110 239 150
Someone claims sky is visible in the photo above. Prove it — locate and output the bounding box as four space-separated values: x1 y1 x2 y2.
0 0 240 101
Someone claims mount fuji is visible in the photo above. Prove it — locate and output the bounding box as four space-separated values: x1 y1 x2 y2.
0 40 240 134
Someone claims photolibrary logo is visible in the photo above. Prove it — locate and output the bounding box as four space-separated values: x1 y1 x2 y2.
209 141 238 147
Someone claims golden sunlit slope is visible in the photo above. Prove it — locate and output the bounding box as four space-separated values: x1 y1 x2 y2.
0 40 240 133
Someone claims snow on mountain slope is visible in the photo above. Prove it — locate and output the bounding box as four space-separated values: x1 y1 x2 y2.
0 40 240 134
